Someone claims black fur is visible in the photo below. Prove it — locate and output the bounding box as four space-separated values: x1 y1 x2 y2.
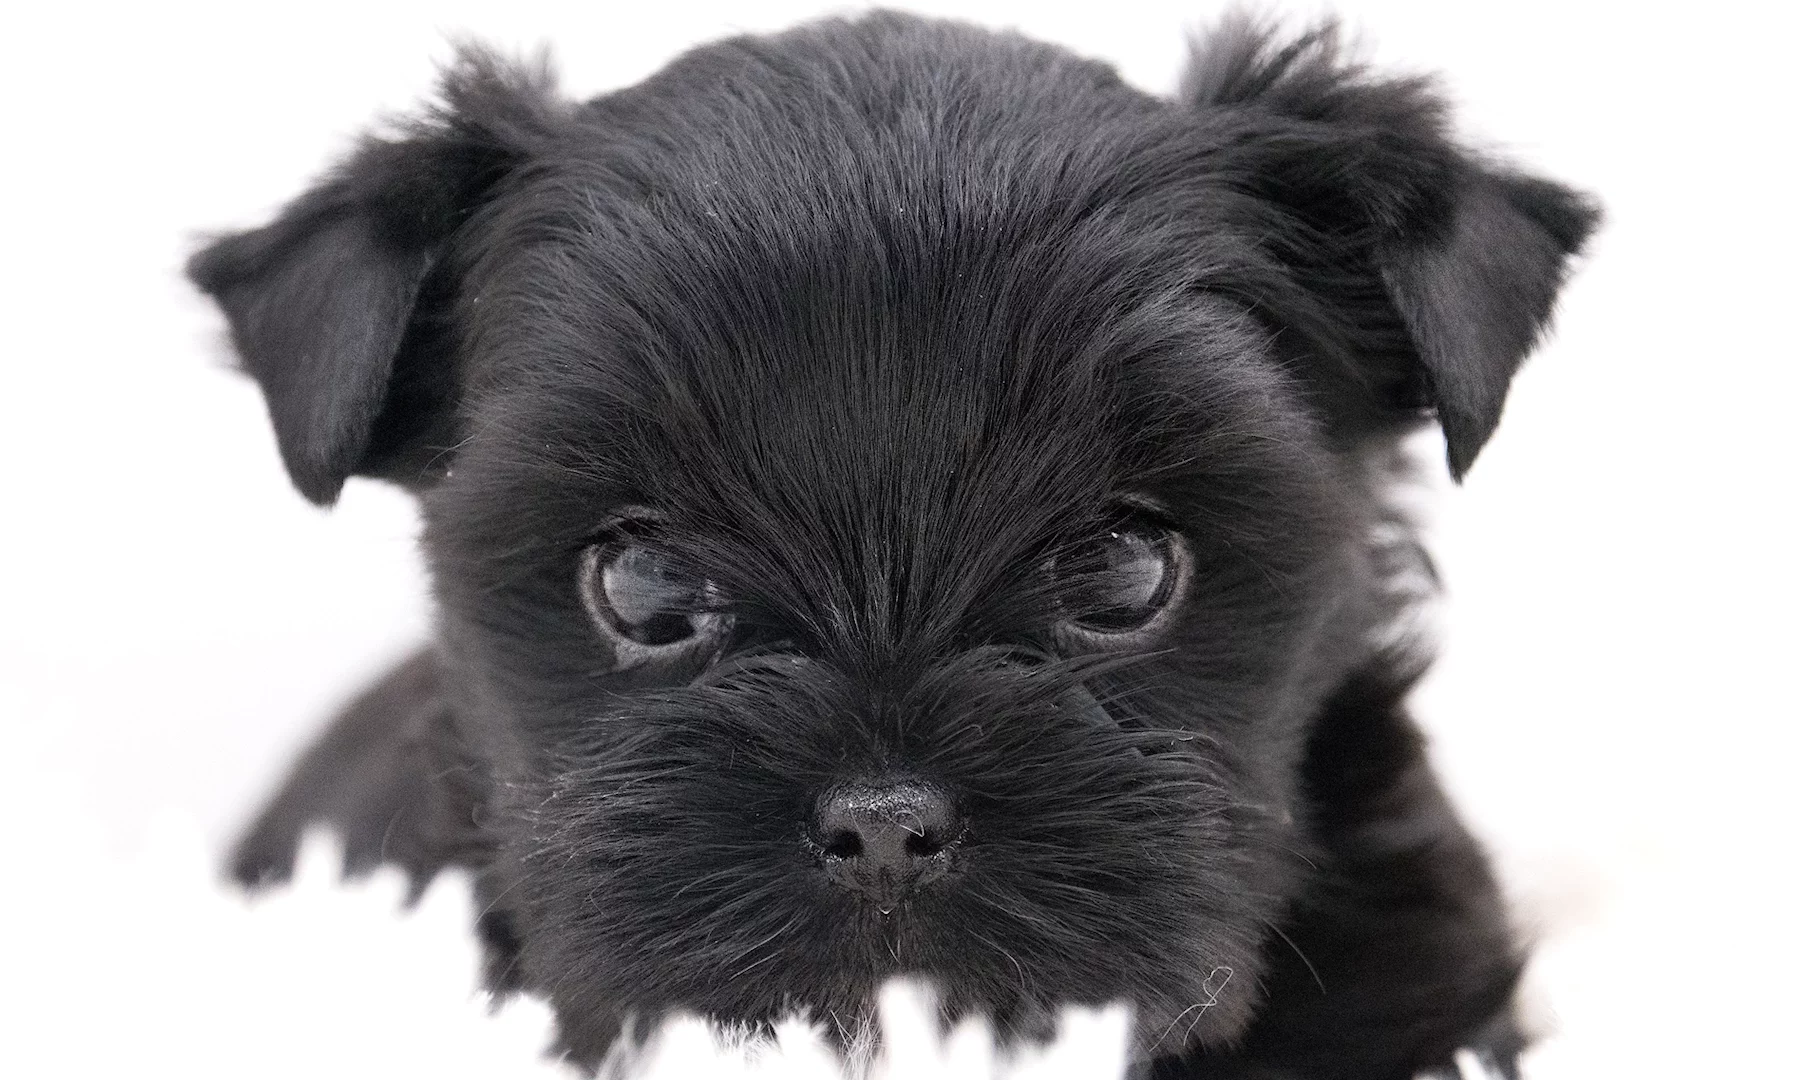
199 11 1595 1078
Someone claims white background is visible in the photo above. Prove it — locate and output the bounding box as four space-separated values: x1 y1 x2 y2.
2 0 1796 1074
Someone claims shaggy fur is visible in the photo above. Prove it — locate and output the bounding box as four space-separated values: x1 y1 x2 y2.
192 11 1595 1079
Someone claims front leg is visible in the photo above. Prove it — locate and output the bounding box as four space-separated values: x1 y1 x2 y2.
229 648 527 990
231 649 483 891
1152 661 1524 1080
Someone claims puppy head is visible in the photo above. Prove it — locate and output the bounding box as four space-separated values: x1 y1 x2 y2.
191 13 1594 1063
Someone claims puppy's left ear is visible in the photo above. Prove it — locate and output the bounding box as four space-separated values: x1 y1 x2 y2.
188 48 563 504
1375 169 1597 478
1182 16 1600 479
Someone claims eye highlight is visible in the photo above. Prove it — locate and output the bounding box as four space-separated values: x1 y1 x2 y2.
578 524 730 665
1051 517 1187 644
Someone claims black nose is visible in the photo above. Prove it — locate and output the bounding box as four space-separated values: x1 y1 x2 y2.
813 780 962 913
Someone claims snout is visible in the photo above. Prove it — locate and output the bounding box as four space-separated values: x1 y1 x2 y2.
525 648 1252 1054
811 779 964 913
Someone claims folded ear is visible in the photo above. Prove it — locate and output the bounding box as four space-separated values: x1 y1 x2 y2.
188 48 562 504
1377 169 1597 477
1182 16 1600 479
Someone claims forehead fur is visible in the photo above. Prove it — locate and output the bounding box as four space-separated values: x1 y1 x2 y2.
439 14 1336 600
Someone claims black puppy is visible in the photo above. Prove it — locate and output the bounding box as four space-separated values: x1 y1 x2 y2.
192 11 1595 1079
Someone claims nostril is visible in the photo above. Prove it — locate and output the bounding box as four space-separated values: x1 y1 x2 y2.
903 829 947 858
822 830 863 860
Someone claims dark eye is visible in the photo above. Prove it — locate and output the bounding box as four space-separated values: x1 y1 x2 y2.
579 535 728 663
1053 521 1186 640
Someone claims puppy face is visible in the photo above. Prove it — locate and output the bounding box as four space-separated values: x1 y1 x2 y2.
426 196 1347 1053
193 13 1594 1066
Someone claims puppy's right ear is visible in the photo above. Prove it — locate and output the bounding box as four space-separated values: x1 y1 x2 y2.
188 49 562 505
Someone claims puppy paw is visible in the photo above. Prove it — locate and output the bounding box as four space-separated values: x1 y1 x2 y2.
227 649 487 900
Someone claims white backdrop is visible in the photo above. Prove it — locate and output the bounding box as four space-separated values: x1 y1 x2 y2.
2 0 1795 1075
